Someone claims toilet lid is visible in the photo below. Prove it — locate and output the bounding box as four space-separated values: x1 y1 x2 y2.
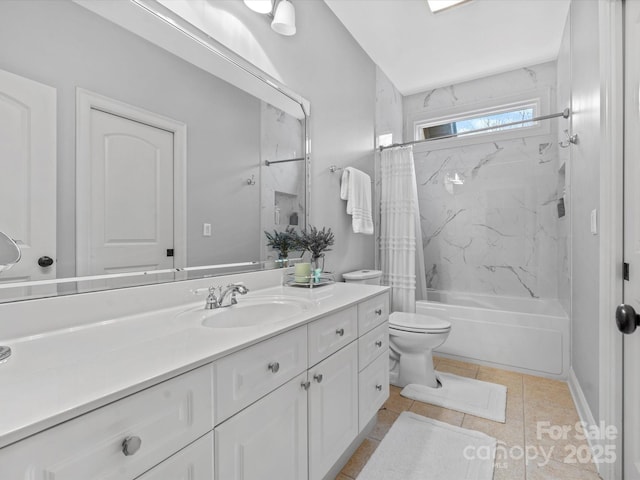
389 312 451 333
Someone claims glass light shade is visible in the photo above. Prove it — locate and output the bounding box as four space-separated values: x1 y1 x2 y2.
427 0 470 13
271 0 296 36
244 0 273 14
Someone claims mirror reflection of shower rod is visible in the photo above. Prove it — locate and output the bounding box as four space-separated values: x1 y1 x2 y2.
379 108 572 151
264 157 306 166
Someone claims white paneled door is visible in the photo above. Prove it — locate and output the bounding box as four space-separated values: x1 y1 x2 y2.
0 68 56 284
623 1 640 478
80 108 175 276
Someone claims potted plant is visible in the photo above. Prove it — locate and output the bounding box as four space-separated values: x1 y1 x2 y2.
264 227 300 266
299 226 335 271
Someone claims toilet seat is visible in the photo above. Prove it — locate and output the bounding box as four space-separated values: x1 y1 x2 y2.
389 312 451 334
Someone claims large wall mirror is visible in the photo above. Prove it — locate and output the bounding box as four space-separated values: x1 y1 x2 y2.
0 0 310 303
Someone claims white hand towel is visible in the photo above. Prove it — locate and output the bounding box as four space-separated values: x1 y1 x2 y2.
340 167 374 235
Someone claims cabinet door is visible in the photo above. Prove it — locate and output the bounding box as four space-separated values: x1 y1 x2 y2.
136 433 213 480
215 373 308 480
308 342 359 480
358 351 390 431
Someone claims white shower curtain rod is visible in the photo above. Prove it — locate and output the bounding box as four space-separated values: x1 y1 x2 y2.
378 107 571 151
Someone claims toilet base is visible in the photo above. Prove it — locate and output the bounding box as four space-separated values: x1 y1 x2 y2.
389 351 439 388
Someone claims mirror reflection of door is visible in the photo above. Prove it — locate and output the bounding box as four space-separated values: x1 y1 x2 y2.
0 68 56 284
79 107 175 277
625 1 640 478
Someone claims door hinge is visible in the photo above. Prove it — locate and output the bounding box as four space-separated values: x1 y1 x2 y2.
624 262 630 281
166 248 174 257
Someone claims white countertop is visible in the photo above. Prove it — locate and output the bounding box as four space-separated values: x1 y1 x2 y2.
0 282 388 449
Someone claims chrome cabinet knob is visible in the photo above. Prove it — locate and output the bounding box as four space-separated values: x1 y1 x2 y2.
313 373 323 383
375 309 383 316
301 380 311 390
122 436 142 456
268 362 280 373
376 384 383 391
375 340 383 347
335 328 345 336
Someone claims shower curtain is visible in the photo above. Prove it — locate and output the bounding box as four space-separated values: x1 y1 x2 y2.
380 146 427 312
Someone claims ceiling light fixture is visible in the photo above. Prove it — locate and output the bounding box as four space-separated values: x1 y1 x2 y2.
271 0 296 36
427 0 471 13
243 0 296 36
243 0 273 14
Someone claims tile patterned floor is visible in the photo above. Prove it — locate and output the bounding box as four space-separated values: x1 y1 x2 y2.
337 357 603 480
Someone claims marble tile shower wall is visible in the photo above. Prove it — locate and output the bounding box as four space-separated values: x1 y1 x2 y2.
259 102 305 262
404 62 564 300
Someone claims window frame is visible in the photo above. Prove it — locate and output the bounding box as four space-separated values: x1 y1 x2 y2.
408 88 552 151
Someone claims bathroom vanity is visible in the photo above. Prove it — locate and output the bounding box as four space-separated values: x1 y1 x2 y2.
0 275 389 480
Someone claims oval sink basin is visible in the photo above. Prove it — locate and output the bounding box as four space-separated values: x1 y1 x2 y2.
179 295 316 328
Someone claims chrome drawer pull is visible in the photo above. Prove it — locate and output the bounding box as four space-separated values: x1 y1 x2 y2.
122 436 142 456
301 380 311 390
335 328 345 336
314 373 323 383
375 340 383 347
375 309 383 316
376 384 383 391
268 362 280 373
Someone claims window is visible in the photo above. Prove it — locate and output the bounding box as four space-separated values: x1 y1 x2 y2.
415 102 537 142
378 133 393 147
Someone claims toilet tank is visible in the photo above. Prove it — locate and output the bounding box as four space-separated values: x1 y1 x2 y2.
343 269 382 285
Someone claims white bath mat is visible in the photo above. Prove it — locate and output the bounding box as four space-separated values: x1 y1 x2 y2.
356 411 496 480
400 372 507 423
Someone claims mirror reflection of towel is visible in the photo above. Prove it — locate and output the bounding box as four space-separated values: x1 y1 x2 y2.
340 167 373 235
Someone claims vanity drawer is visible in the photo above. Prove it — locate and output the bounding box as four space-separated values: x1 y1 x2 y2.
0 365 213 480
136 433 213 480
358 294 389 335
358 351 390 431
358 320 389 371
214 325 307 424
308 306 357 366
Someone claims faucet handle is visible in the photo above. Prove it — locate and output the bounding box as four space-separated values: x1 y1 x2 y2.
190 287 210 296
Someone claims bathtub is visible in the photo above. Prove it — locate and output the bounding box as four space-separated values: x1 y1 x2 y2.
418 290 570 379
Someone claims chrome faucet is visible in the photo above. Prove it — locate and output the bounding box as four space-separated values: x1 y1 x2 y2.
204 283 249 309
219 282 249 307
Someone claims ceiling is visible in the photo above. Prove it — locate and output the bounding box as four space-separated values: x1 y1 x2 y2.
324 0 570 96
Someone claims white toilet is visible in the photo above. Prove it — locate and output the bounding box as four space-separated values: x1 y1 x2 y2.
343 270 452 389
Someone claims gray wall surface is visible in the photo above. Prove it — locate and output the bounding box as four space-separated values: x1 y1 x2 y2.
567 0 601 418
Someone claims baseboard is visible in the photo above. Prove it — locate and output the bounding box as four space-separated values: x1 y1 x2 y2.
567 367 602 475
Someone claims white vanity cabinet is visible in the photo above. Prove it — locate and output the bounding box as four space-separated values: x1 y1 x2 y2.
308 341 359 480
136 433 214 480
357 296 390 434
0 365 213 480
0 288 390 480
215 373 309 480
212 294 388 480
213 325 308 424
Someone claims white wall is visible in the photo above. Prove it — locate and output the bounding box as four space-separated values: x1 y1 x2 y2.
566 0 602 419
175 0 378 277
